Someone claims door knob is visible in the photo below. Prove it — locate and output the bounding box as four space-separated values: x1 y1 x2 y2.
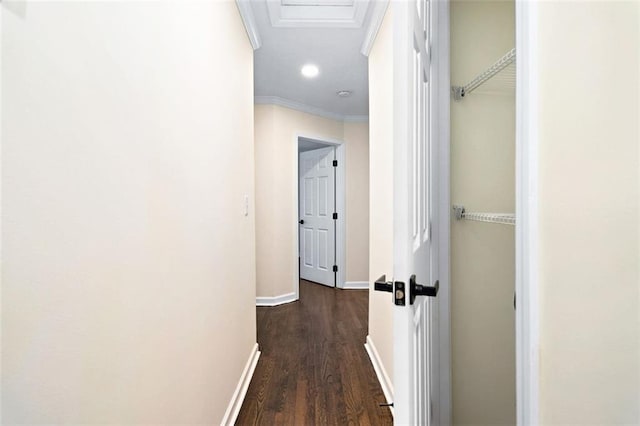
374 275 393 292
409 274 439 304
299 219 304 224
374 275 406 306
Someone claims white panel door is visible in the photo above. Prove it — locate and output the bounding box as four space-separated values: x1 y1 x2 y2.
299 146 336 287
391 0 440 424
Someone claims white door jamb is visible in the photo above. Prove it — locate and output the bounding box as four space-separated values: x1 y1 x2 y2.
434 0 452 424
515 1 539 424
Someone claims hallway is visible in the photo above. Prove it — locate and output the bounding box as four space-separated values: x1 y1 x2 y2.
236 281 393 425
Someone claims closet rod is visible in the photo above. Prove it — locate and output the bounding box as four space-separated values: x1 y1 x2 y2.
452 48 516 100
452 205 515 226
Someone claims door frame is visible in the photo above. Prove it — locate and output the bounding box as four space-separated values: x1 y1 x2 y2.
515 1 539 424
293 134 346 299
433 0 452 424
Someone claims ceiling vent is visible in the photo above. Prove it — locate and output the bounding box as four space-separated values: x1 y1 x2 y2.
267 0 370 28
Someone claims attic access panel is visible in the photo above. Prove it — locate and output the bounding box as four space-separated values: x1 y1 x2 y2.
267 0 370 28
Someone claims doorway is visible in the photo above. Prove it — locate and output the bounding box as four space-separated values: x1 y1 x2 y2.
296 136 346 292
450 1 516 424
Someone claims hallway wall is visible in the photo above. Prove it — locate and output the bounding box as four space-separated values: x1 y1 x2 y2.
535 2 640 423
1 2 256 424
367 4 395 392
254 104 369 298
344 122 370 284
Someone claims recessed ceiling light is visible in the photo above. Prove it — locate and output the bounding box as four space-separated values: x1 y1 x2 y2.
301 64 319 78
337 90 352 97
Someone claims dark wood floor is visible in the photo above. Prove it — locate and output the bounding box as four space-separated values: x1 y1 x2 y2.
236 280 393 425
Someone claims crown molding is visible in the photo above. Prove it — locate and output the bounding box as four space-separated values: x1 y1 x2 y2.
255 96 343 121
236 0 261 50
360 0 389 57
255 96 368 123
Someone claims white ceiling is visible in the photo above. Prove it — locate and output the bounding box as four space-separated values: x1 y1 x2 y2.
250 0 375 120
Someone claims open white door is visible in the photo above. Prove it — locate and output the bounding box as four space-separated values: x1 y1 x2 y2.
299 146 336 287
395 0 440 422
392 0 439 423
374 0 442 424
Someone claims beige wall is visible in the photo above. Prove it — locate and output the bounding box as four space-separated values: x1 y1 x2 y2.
367 5 395 386
536 2 640 424
344 122 370 283
1 2 256 423
254 104 369 297
255 104 291 299
450 2 516 424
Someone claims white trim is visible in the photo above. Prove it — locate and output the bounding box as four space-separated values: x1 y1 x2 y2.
342 281 369 290
293 135 347 298
255 96 369 123
434 0 452 424
334 142 347 289
256 292 297 307
235 0 261 50
256 96 342 121
360 0 390 57
364 335 394 416
220 343 261 426
515 1 539 424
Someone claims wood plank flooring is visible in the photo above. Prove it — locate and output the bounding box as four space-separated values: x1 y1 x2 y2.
236 280 393 425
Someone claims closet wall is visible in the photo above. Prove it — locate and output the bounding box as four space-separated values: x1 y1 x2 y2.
450 1 515 424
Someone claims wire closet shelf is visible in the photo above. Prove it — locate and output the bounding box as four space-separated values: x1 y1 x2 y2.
452 48 516 100
452 205 515 226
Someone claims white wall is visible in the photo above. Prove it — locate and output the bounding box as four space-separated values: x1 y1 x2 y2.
535 2 640 423
1 2 256 423
367 5 395 388
450 1 516 424
254 104 369 298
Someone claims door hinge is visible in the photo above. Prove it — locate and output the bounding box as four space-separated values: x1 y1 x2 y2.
333 265 338 273
332 160 338 167
428 221 432 240
333 212 338 220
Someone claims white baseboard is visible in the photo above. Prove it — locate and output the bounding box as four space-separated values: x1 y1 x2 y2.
221 343 261 426
256 292 297 307
343 281 370 290
364 335 394 416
